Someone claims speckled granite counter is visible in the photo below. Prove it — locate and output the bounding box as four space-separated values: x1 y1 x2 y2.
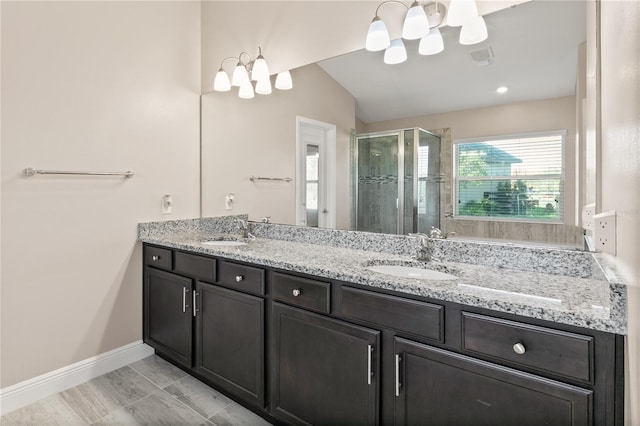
138 217 627 335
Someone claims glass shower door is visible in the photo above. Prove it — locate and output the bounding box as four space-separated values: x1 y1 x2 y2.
356 134 399 234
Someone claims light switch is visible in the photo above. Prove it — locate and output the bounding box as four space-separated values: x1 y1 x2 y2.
225 193 235 210
162 194 172 214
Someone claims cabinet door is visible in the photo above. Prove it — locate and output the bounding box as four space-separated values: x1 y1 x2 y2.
195 283 264 407
144 267 193 368
272 303 380 426
394 337 592 426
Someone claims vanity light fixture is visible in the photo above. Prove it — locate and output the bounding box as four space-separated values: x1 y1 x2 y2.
496 86 508 94
213 47 292 98
365 0 488 63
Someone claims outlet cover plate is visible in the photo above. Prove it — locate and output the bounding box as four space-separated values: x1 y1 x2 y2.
582 203 596 231
162 194 172 215
593 211 616 255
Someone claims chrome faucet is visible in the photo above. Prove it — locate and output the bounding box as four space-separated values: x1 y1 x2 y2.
409 233 436 262
236 219 252 238
429 226 456 239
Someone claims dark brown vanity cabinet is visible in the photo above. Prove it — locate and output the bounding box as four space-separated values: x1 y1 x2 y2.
393 337 592 426
143 245 265 409
144 267 193 369
271 303 380 426
143 243 623 426
194 282 264 407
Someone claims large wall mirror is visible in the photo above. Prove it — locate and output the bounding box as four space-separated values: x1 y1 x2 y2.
201 0 588 249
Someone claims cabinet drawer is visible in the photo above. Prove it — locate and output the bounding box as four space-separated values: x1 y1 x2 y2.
272 272 330 314
174 251 216 282
338 287 443 342
144 246 172 270
462 312 594 383
217 260 265 296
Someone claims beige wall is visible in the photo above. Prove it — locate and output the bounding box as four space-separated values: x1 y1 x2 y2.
201 63 355 229
599 1 640 424
361 96 581 246
1 1 201 387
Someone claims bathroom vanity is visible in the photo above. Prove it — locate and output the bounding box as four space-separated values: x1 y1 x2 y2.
139 218 626 425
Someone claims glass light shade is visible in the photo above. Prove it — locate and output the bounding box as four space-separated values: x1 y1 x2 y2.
213 69 231 91
251 55 270 82
238 80 255 99
384 39 407 65
231 63 250 87
275 71 293 90
447 0 479 27
402 2 430 40
255 77 272 95
459 15 488 45
418 28 444 55
365 17 390 51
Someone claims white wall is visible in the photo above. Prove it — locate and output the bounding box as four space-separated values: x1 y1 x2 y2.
1 1 201 387
599 1 640 423
201 63 355 229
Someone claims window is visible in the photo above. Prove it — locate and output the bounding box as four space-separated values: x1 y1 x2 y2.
454 131 565 222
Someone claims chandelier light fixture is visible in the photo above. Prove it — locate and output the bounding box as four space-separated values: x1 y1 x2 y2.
213 47 292 99
365 0 488 64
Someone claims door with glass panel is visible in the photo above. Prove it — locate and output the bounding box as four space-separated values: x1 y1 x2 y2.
296 117 336 229
355 129 440 235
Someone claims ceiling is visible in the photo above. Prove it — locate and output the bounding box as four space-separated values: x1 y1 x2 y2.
317 0 586 123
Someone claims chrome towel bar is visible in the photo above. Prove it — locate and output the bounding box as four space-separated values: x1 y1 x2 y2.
24 168 134 178
249 175 292 182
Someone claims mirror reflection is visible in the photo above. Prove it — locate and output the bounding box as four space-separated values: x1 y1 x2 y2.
201 0 586 248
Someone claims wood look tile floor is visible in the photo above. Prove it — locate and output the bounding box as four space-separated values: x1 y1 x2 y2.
1 355 273 426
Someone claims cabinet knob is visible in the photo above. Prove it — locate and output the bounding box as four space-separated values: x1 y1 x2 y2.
513 342 526 355
235 275 244 282
152 255 160 261
292 289 301 297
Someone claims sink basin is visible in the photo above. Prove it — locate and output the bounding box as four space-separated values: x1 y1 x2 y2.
366 265 457 280
202 240 247 247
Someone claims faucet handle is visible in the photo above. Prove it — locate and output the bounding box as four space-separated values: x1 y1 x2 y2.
429 227 442 238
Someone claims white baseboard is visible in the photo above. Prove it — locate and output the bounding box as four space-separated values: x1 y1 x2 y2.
0 340 154 415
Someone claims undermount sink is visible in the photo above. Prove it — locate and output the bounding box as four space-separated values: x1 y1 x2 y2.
202 240 247 247
366 265 458 281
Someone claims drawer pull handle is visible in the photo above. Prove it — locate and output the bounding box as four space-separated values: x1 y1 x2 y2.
152 255 160 261
292 289 301 297
235 275 244 282
513 342 526 355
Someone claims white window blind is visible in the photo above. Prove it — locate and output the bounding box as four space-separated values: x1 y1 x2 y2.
454 131 565 222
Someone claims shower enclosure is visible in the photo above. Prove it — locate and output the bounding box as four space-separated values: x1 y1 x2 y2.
353 128 441 235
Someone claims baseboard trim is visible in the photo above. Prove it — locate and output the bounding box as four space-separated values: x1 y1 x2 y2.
0 340 154 415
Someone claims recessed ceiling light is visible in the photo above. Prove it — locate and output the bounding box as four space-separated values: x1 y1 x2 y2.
497 86 508 94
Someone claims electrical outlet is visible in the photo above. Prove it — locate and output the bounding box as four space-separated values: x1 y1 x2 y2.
582 203 596 231
593 211 616 255
162 194 172 214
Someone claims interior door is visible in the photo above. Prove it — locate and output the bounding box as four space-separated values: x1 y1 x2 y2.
296 117 336 228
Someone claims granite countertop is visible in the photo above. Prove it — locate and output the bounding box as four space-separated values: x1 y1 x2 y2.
139 229 627 335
